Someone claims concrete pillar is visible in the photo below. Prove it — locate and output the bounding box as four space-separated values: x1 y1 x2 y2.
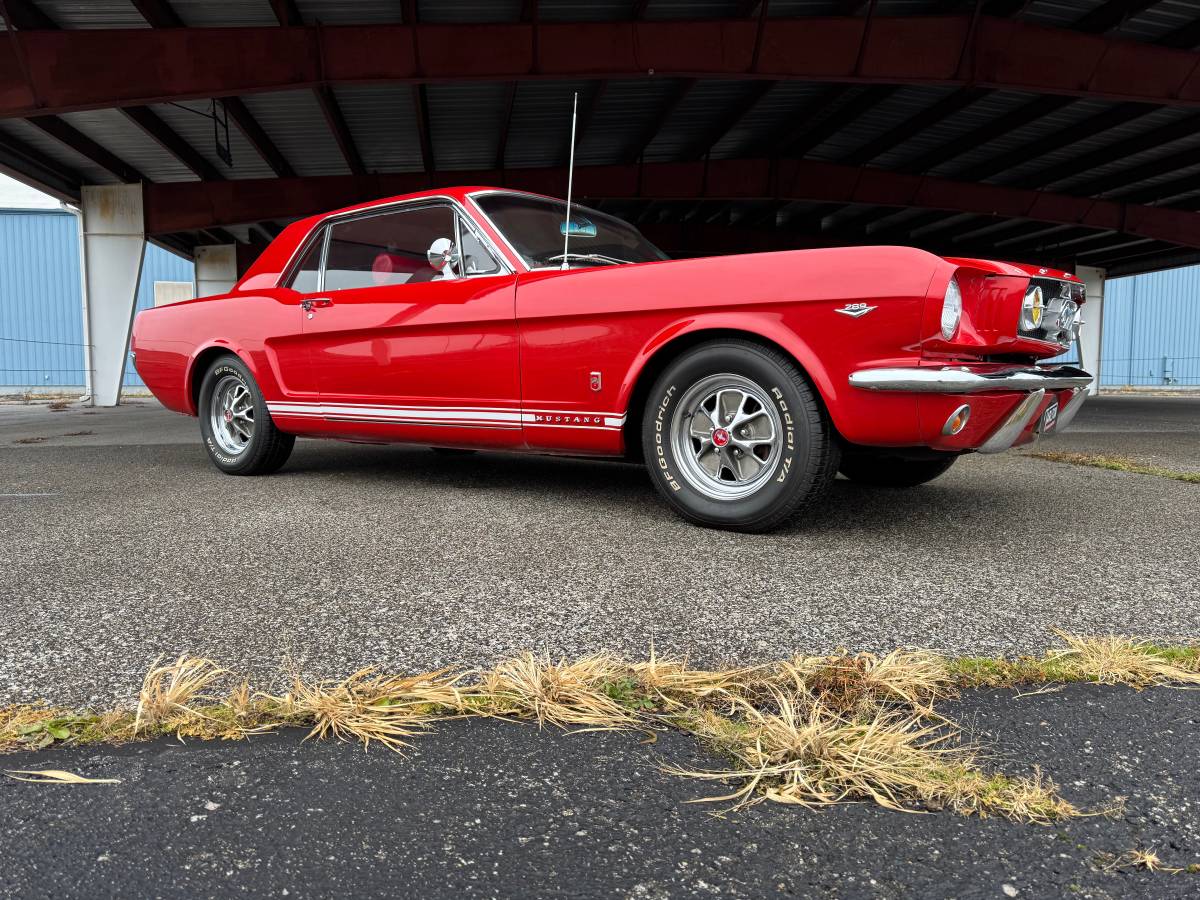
80 184 146 407
1075 265 1105 396
195 245 238 298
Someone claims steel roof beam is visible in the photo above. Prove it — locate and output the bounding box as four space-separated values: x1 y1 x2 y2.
0 128 82 200
120 105 223 181
140 158 1200 249
128 0 184 28
6 16 1200 118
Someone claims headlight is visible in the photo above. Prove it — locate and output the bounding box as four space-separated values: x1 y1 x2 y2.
940 276 962 339
1021 286 1045 331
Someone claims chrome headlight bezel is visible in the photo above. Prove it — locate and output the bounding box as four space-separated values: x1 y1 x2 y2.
940 276 962 340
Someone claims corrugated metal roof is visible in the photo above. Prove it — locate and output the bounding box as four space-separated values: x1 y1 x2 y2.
331 86 424 172
577 78 682 165
709 82 832 159
808 86 957 164
295 0 403 25
418 0 523 23
170 0 279 27
59 108 198 183
240 90 350 178
644 80 745 162
536 0 638 21
427 82 510 170
28 1 149 29
148 101 279 180
504 79 591 168
0 119 118 186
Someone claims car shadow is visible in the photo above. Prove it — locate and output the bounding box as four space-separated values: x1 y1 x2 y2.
271 440 1011 538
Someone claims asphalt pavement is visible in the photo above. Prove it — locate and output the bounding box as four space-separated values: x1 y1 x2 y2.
1 682 1197 899
0 394 1197 707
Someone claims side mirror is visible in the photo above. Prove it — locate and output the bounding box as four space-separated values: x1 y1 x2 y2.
427 237 460 276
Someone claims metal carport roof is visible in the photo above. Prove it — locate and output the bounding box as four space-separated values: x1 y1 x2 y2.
2 0 1200 275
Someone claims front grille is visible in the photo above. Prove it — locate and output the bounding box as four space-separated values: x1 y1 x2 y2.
1019 278 1085 345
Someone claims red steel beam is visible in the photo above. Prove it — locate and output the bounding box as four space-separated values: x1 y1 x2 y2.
141 157 1200 249
5 16 1200 119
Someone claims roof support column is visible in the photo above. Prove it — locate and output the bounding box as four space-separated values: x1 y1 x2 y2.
194 245 238 298
80 185 146 407
1076 265 1106 396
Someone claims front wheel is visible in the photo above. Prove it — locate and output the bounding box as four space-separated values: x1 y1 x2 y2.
197 355 295 475
838 453 957 488
641 340 839 533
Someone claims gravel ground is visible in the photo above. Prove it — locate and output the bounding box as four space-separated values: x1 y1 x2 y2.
1 682 1197 899
0 397 1197 707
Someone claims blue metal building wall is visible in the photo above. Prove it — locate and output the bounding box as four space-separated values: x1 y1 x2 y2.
1101 267 1200 387
0 208 193 390
0 209 83 389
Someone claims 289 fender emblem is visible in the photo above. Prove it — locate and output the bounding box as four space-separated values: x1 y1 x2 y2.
834 303 876 318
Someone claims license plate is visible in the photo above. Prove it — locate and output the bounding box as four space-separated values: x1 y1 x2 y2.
1041 401 1059 433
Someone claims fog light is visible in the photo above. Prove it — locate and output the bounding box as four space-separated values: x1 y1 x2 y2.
942 404 971 436
1021 286 1045 331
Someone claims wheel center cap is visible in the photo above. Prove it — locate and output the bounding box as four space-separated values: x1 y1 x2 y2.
223 409 233 423
711 428 731 447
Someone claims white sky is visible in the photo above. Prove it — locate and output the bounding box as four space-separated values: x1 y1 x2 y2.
0 172 61 209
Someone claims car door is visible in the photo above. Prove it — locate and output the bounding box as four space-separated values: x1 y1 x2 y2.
298 200 522 447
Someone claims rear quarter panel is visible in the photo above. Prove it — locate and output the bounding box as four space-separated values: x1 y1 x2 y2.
515 245 945 450
131 290 312 416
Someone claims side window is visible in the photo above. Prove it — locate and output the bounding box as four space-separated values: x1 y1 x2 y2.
324 205 456 291
458 217 502 276
286 230 324 293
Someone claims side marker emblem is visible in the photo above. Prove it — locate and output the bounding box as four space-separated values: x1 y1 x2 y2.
589 371 602 392
835 303 876 318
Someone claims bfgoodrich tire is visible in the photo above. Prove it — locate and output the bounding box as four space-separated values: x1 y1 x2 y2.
641 339 839 533
839 453 957 488
197 355 295 475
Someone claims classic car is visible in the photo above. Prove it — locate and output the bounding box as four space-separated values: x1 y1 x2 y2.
131 186 1092 532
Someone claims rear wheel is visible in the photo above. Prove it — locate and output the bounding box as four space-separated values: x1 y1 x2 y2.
641 340 839 532
838 453 956 488
197 355 294 475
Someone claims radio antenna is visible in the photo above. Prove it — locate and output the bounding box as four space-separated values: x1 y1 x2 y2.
561 91 579 271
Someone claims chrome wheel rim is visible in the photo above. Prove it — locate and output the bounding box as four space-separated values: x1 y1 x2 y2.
670 373 783 500
209 375 254 455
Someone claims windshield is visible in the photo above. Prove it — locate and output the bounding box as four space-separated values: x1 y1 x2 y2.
472 193 668 268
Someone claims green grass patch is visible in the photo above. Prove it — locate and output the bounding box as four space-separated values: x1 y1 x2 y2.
1031 451 1200 485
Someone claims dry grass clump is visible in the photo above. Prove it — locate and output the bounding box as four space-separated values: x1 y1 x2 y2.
669 689 1073 822
775 649 955 716
1102 848 1200 875
627 649 762 710
478 654 645 729
1045 631 1200 687
275 667 471 752
133 655 231 735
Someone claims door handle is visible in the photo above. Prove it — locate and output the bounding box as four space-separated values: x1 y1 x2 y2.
301 297 333 311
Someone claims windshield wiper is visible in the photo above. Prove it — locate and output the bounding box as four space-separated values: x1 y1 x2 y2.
543 252 633 267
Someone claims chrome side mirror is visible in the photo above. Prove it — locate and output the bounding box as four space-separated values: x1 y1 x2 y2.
427 237 460 277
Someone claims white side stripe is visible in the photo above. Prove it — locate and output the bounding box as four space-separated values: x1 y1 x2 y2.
266 401 626 430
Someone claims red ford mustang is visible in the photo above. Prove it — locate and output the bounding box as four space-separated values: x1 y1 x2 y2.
132 187 1092 532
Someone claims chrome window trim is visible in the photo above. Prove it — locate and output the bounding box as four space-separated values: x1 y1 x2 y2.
281 225 330 293
466 189 542 272
468 188 668 270
274 194 514 288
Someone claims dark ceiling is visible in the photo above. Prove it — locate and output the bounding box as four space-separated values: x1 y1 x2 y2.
2 0 1200 275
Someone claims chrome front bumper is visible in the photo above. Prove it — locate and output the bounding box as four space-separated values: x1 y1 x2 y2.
849 364 1093 454
849 365 1094 394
